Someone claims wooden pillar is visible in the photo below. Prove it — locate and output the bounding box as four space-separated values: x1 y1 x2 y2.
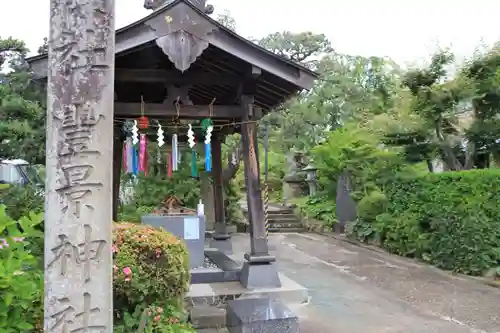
240 96 269 256
210 130 233 253
240 95 280 288
112 127 123 222
45 0 115 331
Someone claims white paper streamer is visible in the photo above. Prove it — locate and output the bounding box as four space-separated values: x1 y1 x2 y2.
187 124 195 148
157 124 164 147
131 120 139 145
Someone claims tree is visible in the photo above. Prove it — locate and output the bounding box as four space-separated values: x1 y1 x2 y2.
37 37 48 55
256 31 333 150
461 45 500 168
0 37 46 164
257 31 332 68
216 10 236 31
0 37 28 70
402 51 473 171
267 52 401 151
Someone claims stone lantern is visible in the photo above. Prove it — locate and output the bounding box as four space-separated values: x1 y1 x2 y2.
302 162 318 196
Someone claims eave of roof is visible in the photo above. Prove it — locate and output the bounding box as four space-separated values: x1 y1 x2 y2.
26 0 318 80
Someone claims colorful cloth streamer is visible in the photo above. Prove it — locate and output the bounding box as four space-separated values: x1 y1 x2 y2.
132 147 139 176
125 137 134 174
172 134 178 171
201 118 213 172
204 143 211 172
144 146 148 177
191 150 198 177
139 134 147 175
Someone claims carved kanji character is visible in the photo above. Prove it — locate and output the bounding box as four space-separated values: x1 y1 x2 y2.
56 164 102 217
49 292 106 333
47 225 106 282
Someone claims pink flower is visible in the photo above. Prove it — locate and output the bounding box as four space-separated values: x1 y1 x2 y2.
113 265 118 273
112 244 118 253
154 315 161 322
124 276 131 282
123 267 132 275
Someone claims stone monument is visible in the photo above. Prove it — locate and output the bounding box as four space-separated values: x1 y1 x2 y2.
282 152 305 205
45 0 115 331
335 170 357 233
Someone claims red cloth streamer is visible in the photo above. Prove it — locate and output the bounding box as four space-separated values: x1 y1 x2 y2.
139 134 147 174
144 142 148 177
167 152 172 178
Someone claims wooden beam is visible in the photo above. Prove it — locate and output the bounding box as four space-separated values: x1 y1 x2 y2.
114 103 242 118
115 68 241 85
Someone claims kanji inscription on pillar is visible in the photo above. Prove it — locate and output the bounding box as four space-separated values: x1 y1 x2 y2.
49 292 106 332
47 224 106 283
45 0 115 332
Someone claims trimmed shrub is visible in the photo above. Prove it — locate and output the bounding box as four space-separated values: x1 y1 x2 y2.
113 223 190 318
379 169 500 275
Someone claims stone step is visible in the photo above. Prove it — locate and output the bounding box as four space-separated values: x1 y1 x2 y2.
268 227 306 233
243 209 295 215
190 306 226 330
268 214 300 219
268 217 302 224
268 221 304 227
268 219 301 224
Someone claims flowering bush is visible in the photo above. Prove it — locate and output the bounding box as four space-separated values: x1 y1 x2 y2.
114 303 195 333
0 205 43 332
113 222 191 329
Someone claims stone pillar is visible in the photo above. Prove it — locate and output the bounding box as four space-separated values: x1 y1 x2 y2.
239 95 281 288
210 131 232 253
45 0 115 332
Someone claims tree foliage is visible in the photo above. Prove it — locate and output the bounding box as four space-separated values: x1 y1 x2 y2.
0 37 46 164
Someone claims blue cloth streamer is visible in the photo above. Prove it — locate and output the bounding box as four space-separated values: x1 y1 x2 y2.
205 143 211 171
132 147 139 176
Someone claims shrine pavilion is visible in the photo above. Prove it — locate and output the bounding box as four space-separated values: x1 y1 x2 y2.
27 0 317 288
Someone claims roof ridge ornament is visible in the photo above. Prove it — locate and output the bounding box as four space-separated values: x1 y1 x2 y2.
144 0 214 14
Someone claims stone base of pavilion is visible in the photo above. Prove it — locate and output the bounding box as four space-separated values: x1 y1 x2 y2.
187 234 308 332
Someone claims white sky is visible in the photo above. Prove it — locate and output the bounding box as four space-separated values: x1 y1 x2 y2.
0 0 499 66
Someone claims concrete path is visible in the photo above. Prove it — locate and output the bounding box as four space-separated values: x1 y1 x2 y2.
230 233 500 333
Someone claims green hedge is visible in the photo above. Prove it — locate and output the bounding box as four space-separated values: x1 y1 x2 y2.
377 169 500 276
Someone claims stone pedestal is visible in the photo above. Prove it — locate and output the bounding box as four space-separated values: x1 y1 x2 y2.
210 233 233 254
240 254 281 289
142 214 206 268
226 297 299 333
